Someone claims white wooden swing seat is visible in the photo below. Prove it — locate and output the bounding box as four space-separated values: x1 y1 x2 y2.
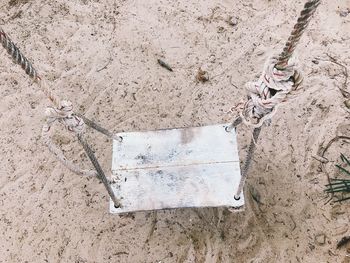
110 123 244 213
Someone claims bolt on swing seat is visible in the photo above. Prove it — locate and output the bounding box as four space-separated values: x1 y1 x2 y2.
109 123 244 213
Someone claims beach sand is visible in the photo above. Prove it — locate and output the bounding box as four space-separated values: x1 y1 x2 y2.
1 0 350 262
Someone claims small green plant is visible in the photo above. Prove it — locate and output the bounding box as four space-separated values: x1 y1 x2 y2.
325 154 350 202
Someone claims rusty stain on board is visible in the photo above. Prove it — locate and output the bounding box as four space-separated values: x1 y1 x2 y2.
181 128 196 144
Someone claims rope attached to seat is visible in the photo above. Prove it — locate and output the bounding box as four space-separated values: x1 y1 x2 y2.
241 57 302 128
0 28 121 207
42 100 97 177
231 0 321 199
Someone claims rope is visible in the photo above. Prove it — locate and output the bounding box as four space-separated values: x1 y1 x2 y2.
234 127 261 199
276 0 321 70
225 116 242 132
78 134 121 208
0 28 117 138
0 27 121 206
231 0 320 128
241 56 302 128
231 0 321 199
0 28 60 106
77 113 122 142
42 100 97 177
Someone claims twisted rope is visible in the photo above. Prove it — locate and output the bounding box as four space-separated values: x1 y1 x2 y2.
0 30 38 79
0 27 121 206
78 134 121 208
276 0 321 70
234 126 261 200
232 0 321 198
241 57 301 128
0 28 60 106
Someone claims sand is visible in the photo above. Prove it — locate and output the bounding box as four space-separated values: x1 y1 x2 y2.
1 0 350 262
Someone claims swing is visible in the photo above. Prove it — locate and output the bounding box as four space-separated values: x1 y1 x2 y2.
0 0 320 214
110 124 244 213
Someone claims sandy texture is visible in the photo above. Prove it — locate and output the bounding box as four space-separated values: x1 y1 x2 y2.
1 0 350 262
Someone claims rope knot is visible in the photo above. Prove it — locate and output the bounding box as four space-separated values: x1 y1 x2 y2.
45 100 85 134
241 57 302 127
42 100 96 177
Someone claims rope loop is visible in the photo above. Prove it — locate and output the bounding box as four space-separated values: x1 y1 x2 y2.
45 100 85 134
42 101 96 177
240 57 303 128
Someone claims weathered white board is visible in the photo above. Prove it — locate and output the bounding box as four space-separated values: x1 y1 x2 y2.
110 123 244 213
